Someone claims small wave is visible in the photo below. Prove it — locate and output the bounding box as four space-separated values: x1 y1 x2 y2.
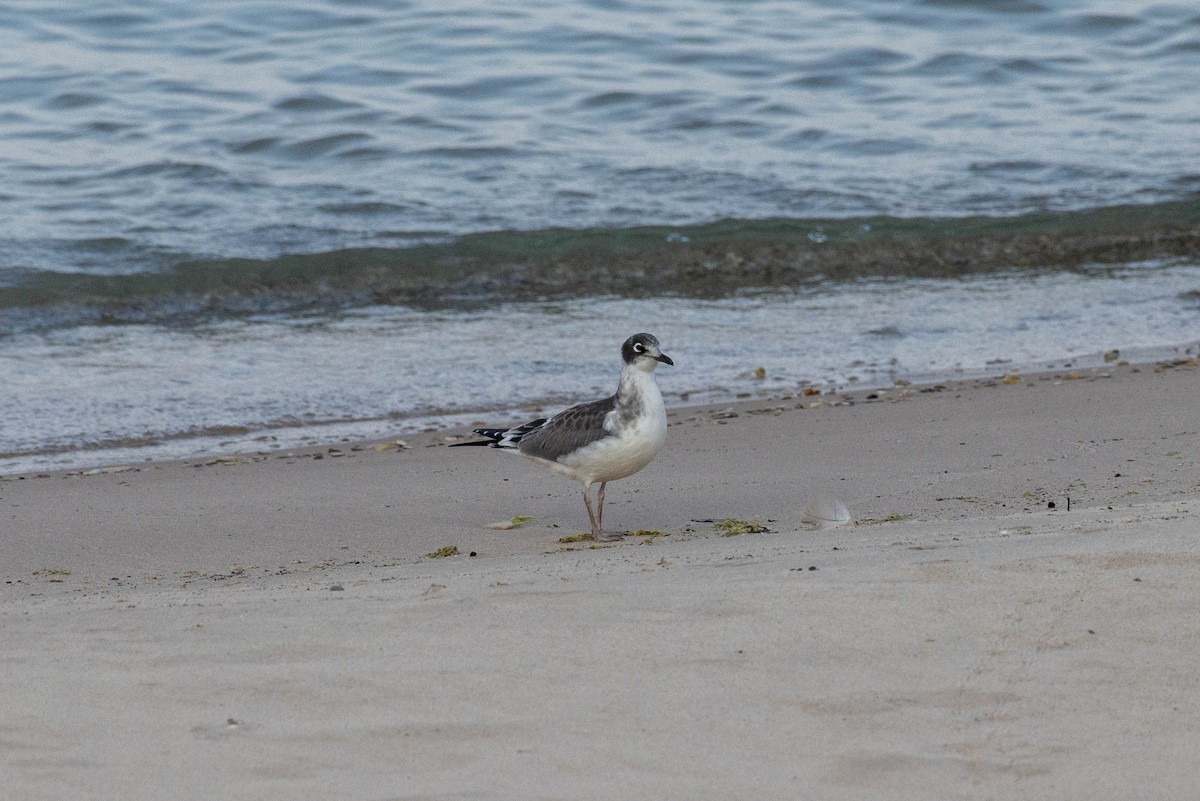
907 51 994 77
799 47 908 74
44 92 106 110
830 136 926 157
295 65 419 87
319 201 413 216
970 160 1048 174
74 10 156 32
101 161 231 182
2 200 1198 333
1162 39 1200 57
917 0 1048 13
411 145 529 159
280 133 374 160
231 137 279 154
1066 13 1142 34
273 93 363 113
411 75 550 100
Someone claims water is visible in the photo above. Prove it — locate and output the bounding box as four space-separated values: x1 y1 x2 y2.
4 0 1199 275
2 0 1200 473
5 260 1199 474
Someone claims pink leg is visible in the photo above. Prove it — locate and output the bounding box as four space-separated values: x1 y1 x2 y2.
599 482 611 530
582 485 601 539
593 481 620 541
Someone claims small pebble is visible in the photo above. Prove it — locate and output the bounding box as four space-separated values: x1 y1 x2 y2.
330 585 344 592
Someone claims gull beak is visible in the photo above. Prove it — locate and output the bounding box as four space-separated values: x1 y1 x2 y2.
656 352 674 366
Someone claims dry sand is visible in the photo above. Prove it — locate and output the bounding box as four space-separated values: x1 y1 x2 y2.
3 359 1199 799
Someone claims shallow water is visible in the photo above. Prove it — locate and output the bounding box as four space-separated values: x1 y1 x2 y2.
4 260 1198 474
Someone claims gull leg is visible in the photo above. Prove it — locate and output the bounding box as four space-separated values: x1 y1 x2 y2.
582 484 601 539
593 481 621 542
597 482 607 531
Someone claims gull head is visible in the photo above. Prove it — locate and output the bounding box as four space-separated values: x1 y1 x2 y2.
621 333 673 371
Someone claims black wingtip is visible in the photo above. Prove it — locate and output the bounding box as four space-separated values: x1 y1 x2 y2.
447 421 548 449
448 427 508 447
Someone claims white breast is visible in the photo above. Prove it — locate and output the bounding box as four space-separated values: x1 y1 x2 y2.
555 369 667 485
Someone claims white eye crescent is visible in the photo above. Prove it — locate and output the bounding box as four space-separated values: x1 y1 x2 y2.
633 342 645 353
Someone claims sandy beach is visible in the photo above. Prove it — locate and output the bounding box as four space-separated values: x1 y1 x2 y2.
3 358 1199 799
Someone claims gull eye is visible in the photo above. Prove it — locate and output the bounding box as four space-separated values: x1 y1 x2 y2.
633 342 645 353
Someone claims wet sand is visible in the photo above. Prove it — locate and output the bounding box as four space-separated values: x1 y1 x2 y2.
3 358 1199 799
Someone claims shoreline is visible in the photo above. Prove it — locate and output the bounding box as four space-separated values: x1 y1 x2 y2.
4 343 1197 480
4 356 1198 798
4 355 1197 588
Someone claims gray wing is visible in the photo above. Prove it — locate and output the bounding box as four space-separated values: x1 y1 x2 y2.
517 395 615 462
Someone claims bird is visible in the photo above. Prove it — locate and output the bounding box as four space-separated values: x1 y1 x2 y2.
451 332 673 541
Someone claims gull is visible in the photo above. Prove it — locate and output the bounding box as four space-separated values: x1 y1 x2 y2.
451 333 673 541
